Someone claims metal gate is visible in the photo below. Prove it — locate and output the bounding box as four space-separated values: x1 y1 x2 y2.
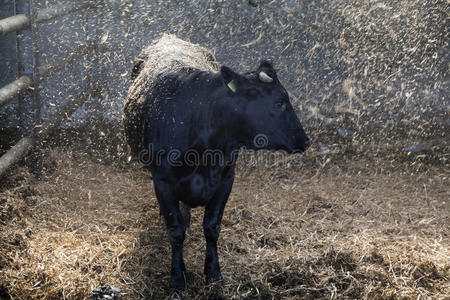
0 0 103 177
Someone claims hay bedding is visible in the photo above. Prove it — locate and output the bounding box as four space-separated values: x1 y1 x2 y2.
0 147 448 299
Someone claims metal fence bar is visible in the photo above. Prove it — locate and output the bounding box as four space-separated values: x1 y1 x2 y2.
0 136 34 177
0 84 94 177
0 41 94 109
0 14 29 37
36 1 92 24
0 1 92 37
30 0 41 128
14 0 25 129
37 83 96 134
38 41 94 80
0 75 33 108
0 0 100 176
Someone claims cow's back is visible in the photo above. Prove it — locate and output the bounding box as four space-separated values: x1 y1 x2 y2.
123 34 219 157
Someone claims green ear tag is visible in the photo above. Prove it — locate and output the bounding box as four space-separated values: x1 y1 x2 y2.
227 80 237 93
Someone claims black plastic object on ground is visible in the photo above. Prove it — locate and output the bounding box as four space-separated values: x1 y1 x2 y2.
90 285 123 300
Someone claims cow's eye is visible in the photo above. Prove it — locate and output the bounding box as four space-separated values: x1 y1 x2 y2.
275 102 287 111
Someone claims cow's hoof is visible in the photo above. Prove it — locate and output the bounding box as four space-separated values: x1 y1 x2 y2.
168 288 186 300
205 273 223 285
170 277 185 293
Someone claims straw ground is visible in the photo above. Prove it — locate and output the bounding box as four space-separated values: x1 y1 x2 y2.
0 145 448 299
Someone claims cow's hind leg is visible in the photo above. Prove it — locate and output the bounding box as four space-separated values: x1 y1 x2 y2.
153 179 187 291
203 171 234 284
180 202 191 228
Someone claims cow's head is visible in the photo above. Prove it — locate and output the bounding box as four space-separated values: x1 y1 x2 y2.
220 61 310 153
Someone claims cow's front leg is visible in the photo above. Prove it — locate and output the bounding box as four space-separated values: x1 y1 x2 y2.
168 219 186 291
203 171 234 284
153 179 186 291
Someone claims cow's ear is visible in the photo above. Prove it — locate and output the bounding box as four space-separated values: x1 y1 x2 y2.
258 60 277 78
221 66 239 83
221 66 242 93
259 60 274 70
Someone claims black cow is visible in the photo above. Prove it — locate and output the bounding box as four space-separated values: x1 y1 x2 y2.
124 59 309 291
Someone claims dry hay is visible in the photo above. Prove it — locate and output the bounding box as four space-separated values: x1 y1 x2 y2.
0 147 449 299
123 34 220 156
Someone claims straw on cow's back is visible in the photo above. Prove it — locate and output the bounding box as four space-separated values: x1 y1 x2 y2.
123 34 220 157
